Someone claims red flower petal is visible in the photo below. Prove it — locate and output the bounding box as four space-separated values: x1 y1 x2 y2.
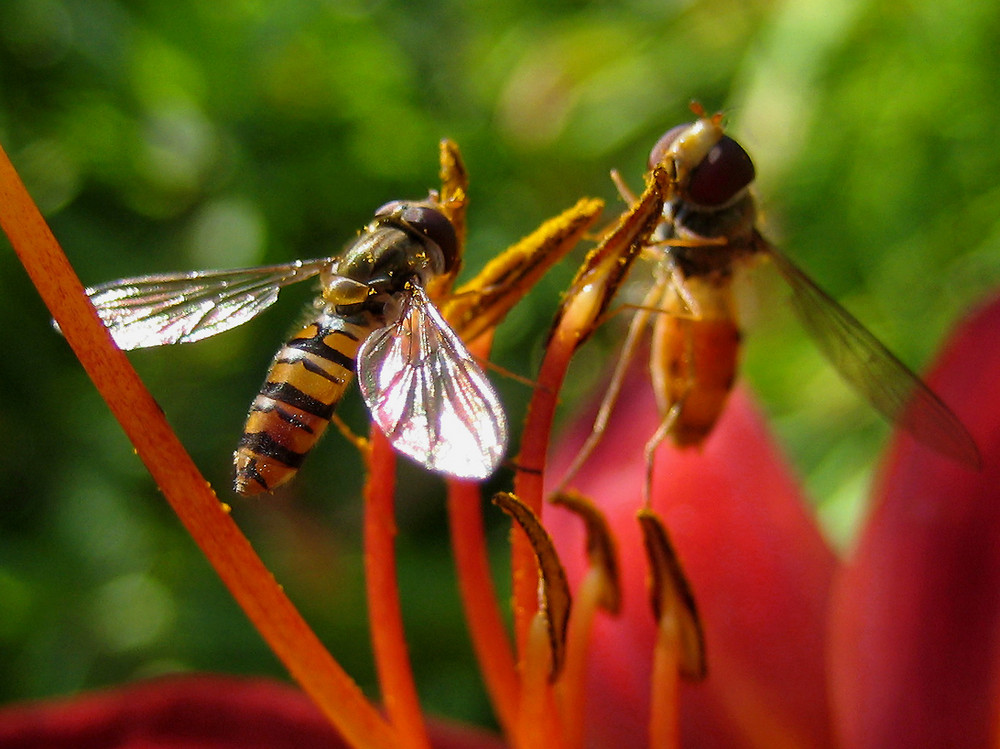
830 293 1000 748
0 675 348 749
548 371 837 748
0 674 505 749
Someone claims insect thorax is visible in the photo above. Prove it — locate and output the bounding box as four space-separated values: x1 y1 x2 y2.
662 192 761 279
351 222 441 280
326 224 444 327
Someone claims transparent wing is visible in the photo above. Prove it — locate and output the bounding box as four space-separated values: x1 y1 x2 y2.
357 285 508 480
79 258 335 350
765 241 980 468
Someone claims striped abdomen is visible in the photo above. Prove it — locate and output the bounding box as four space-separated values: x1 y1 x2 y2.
234 312 373 495
649 275 741 448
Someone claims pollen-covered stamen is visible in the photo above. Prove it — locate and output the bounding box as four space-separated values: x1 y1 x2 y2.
550 490 623 749
424 139 469 298
540 169 672 503
512 168 670 657
551 490 622 615
638 509 705 749
493 492 571 681
493 492 569 748
638 508 706 680
551 165 671 358
443 198 604 344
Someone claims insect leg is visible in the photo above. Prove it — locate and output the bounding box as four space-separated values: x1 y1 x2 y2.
331 412 369 454
641 399 683 507
553 276 668 495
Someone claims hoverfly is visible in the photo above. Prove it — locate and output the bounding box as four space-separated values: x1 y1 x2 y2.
81 199 508 495
561 105 980 488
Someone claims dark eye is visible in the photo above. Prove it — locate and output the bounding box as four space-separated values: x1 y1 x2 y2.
687 135 755 207
373 201 459 272
647 124 691 170
397 204 459 272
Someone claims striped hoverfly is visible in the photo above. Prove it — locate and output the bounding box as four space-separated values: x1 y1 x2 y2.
560 104 980 489
82 199 508 495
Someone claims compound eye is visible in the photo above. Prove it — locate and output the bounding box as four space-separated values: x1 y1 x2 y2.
687 135 755 207
374 201 459 272
398 204 459 272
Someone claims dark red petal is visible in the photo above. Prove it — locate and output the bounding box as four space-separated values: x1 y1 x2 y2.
830 293 1000 748
0 674 505 749
547 372 837 748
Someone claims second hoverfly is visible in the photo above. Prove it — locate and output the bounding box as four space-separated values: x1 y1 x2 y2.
557 104 979 495
85 200 508 495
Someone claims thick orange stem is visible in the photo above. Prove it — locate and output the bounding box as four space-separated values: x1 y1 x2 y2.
0 141 397 749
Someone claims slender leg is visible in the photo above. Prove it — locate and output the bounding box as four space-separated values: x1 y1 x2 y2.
641 399 682 507
553 277 667 495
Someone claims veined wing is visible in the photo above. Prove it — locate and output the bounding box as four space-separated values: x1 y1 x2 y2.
764 240 980 468
81 258 335 350
357 285 508 480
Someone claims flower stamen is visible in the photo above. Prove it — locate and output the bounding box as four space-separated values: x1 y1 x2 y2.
363 428 431 749
550 491 622 748
638 509 706 748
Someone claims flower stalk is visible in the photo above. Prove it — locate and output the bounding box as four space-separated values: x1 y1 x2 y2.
446 334 521 739
513 165 669 653
0 135 399 749
364 428 431 749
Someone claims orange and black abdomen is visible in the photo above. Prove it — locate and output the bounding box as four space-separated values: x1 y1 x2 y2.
234 313 371 495
650 277 741 448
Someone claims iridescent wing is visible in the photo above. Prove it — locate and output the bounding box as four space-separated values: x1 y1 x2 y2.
357 285 508 480
764 239 980 468
80 258 335 350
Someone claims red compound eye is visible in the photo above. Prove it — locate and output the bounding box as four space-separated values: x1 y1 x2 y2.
686 135 755 207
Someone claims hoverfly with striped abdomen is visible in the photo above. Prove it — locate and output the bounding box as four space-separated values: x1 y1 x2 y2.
560 103 980 492
82 199 508 495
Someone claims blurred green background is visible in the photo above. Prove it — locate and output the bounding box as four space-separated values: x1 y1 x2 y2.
2 0 999 731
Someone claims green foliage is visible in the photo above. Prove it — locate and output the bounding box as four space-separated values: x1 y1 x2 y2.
1 0 998 727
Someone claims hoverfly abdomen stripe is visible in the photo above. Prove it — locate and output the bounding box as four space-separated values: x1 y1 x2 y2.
271 404 317 433
287 327 358 372
245 385 339 445
258 381 338 420
246 398 318 434
239 431 308 468
233 315 371 496
275 353 348 385
234 428 315 497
